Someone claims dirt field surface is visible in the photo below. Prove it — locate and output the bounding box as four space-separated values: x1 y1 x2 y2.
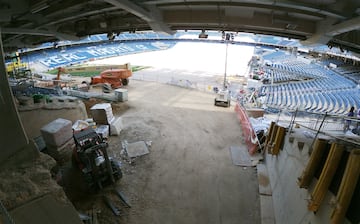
68 79 260 224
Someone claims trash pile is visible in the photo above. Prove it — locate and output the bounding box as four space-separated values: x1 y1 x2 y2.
75 102 124 137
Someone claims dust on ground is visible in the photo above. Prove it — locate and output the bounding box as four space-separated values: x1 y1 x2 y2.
66 79 260 224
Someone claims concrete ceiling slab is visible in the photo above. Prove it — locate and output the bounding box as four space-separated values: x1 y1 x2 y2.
0 0 359 53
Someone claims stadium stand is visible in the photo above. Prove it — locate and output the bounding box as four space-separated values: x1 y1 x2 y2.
24 40 177 69
259 52 360 115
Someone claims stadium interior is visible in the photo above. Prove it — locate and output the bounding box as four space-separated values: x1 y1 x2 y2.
1 1 360 224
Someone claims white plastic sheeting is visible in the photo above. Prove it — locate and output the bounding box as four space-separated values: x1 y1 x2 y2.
249 116 272 134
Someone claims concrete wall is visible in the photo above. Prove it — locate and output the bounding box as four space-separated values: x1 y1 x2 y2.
265 128 352 224
0 29 36 165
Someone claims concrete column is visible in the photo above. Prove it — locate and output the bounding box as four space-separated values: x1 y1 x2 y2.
0 28 38 165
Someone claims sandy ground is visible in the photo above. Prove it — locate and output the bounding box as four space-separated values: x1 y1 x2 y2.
21 41 260 223
67 79 260 224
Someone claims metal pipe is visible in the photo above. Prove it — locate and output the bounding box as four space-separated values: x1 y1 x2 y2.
0 200 15 224
309 112 327 155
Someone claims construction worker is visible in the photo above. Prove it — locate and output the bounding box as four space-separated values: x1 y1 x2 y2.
344 106 355 132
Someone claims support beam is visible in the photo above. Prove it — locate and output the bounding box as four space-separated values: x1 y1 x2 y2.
271 125 286 155
297 138 328 189
54 33 81 41
303 16 360 47
145 0 346 19
326 16 360 36
308 143 344 212
147 4 175 35
104 0 152 21
300 18 336 45
103 0 174 34
331 150 360 224
1 28 55 36
2 28 80 41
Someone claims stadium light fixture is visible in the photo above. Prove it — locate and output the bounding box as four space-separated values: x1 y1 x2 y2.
107 32 115 40
223 32 234 89
224 40 228 89
198 29 208 39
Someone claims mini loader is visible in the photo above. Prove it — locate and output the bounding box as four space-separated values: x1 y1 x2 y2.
72 128 122 191
214 89 231 107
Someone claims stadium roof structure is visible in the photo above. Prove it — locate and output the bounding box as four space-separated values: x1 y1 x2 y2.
1 0 360 54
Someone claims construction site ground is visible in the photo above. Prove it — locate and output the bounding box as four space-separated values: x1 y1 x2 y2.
60 78 261 224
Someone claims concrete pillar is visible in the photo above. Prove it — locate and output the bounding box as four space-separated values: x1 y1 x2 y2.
0 28 39 165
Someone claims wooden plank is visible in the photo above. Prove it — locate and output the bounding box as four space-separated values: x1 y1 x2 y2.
308 143 344 212
272 126 286 155
298 138 328 188
331 150 360 223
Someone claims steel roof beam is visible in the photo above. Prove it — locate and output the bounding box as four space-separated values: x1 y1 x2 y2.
326 16 360 36
1 28 80 41
145 0 346 19
103 0 174 34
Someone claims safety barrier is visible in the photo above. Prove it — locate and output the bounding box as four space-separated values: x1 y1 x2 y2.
234 102 259 155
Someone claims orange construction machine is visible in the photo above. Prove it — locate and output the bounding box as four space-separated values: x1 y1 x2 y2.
90 68 132 89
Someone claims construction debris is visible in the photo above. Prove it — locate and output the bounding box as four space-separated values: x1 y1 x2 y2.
103 196 121 216
114 188 132 208
95 125 110 139
122 140 150 158
114 89 128 102
110 116 123 136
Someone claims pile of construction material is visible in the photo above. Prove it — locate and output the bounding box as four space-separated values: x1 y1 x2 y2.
39 103 123 164
88 103 123 137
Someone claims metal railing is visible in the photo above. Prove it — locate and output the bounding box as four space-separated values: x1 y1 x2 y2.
0 200 15 224
266 106 360 149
